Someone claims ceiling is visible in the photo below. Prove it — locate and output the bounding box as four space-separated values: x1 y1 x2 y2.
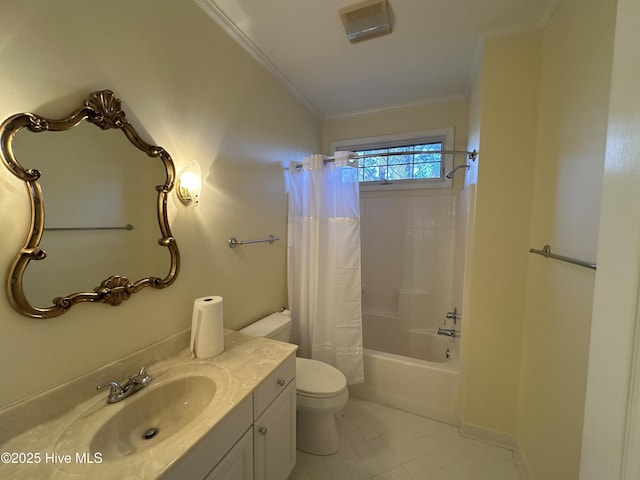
195 0 557 118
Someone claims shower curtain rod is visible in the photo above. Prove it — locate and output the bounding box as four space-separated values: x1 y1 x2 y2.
324 149 478 163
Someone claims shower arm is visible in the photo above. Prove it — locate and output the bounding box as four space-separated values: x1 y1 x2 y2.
445 164 470 179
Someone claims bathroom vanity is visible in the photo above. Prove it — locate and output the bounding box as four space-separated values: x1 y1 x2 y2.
0 330 297 480
163 346 297 480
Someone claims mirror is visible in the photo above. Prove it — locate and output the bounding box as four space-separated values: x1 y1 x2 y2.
0 90 180 318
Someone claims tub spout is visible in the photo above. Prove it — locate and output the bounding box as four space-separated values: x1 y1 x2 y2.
437 328 457 338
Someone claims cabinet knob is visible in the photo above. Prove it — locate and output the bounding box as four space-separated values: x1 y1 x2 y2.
276 378 286 387
258 426 268 436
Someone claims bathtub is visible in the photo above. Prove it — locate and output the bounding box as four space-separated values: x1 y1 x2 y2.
351 321 460 425
408 328 452 363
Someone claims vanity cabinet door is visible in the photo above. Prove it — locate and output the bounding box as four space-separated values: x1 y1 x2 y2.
254 380 296 480
205 428 253 480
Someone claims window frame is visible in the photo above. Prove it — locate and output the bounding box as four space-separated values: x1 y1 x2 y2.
331 128 454 191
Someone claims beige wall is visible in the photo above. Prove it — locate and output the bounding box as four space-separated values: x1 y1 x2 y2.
0 0 321 409
462 1 616 476
516 0 616 478
460 31 542 436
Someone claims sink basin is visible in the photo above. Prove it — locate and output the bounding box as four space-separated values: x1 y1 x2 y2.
51 363 225 464
89 375 217 459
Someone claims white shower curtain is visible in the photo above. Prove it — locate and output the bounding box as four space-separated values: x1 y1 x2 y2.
288 152 364 384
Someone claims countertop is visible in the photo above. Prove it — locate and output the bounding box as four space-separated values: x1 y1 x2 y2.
0 329 297 479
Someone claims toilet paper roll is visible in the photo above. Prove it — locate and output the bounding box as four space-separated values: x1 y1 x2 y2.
190 296 224 359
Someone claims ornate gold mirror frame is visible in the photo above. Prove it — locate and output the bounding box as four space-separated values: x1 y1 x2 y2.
0 90 180 318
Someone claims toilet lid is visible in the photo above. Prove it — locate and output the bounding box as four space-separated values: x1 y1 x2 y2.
296 357 347 396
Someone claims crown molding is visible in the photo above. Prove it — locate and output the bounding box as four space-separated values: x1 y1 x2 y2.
192 0 323 118
464 0 559 99
324 93 468 121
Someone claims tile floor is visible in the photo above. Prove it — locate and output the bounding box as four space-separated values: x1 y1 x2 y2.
288 398 522 480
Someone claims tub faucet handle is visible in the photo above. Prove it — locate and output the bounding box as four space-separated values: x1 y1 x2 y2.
444 308 459 325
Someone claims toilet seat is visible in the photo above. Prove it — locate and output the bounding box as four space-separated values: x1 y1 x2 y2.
296 357 347 398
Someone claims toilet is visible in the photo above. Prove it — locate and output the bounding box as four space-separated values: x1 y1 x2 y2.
240 312 348 455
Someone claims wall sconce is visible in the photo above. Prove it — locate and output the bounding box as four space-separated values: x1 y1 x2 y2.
177 161 201 206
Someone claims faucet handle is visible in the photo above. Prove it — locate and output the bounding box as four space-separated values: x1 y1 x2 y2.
97 381 122 395
444 308 460 325
138 359 157 377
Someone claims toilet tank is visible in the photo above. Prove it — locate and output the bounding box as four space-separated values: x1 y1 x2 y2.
239 311 292 342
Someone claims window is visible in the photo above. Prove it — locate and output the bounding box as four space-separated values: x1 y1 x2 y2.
355 142 443 183
331 128 454 190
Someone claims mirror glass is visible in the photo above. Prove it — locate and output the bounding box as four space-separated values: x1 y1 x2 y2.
0 90 179 318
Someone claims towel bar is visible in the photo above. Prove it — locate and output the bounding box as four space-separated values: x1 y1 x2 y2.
529 244 596 270
228 234 279 248
44 224 134 232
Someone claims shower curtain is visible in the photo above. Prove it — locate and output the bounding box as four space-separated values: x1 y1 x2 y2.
287 152 364 384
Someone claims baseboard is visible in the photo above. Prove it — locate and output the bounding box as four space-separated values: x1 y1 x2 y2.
459 421 534 480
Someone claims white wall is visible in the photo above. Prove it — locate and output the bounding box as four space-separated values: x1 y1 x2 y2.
0 0 321 409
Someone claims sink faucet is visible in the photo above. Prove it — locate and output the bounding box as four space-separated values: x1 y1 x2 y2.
437 328 457 338
97 360 156 404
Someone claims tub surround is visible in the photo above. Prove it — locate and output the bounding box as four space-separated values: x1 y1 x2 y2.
0 330 297 479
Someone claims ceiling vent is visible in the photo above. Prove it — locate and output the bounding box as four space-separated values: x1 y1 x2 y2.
340 0 391 44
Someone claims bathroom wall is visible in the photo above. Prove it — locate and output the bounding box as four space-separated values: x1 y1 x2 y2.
517 0 617 478
0 0 321 409
460 30 542 437
463 0 617 477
